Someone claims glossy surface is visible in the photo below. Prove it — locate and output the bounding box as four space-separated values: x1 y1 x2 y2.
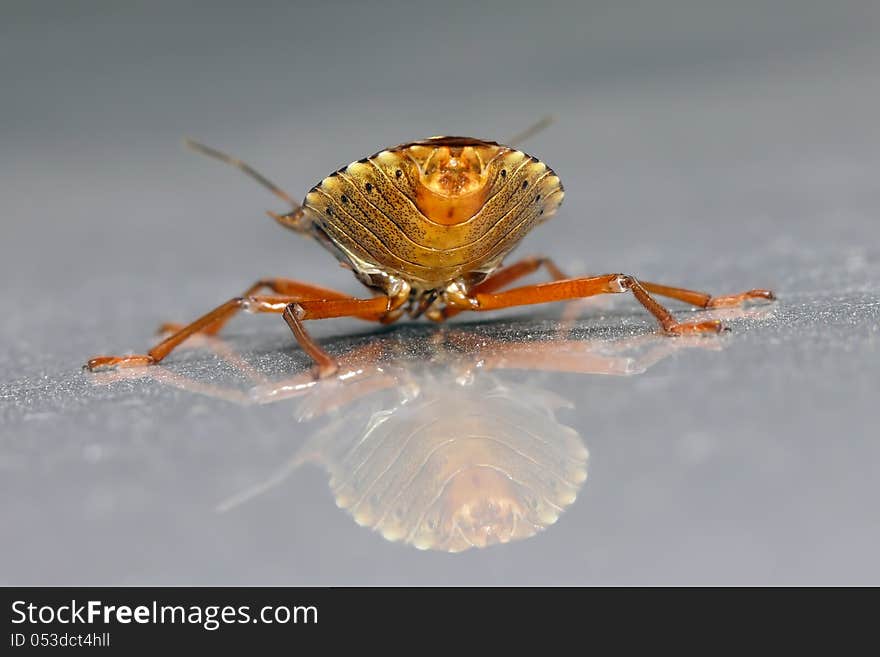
2 1 880 584
211 334 591 553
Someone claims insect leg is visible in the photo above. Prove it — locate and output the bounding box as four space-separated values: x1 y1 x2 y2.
157 277 355 336
86 293 386 372
460 274 746 335
637 281 775 308
474 256 568 294
282 297 394 378
443 256 568 319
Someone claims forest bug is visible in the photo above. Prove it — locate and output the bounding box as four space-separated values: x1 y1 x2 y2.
87 119 774 377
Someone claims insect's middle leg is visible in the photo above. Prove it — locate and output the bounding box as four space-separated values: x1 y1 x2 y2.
157 277 355 335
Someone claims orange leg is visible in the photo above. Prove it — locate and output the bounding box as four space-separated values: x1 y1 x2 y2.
443 256 568 319
463 274 773 335
638 281 775 308
282 297 392 378
87 293 390 374
475 256 568 294
157 277 355 335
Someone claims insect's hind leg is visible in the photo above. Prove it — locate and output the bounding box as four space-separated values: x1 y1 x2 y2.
88 295 298 371
464 273 766 335
638 281 775 308
156 278 354 336
87 292 389 372
282 297 394 378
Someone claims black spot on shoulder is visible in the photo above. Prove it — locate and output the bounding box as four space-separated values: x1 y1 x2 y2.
365 182 373 192
521 180 528 189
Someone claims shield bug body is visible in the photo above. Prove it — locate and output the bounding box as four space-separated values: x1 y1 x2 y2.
87 121 775 377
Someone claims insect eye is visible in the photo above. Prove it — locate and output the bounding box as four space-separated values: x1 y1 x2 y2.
500 169 507 178
365 182 373 192
341 195 348 203
521 180 528 189
395 169 402 179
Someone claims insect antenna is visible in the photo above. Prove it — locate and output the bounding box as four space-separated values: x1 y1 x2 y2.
506 114 556 147
215 453 309 513
184 138 307 231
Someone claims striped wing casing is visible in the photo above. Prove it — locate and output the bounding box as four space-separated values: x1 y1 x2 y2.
302 137 564 291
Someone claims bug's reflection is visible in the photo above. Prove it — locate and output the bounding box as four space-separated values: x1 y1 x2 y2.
93 306 770 552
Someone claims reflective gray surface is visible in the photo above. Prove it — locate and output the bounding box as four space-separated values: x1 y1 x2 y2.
2 1 879 584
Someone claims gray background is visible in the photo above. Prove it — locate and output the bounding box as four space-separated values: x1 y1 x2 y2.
1 0 878 584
